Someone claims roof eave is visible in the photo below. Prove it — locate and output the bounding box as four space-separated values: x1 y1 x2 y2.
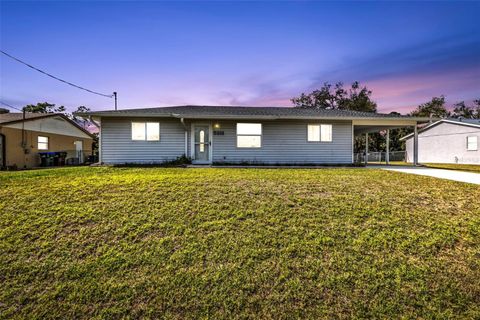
77 112 433 122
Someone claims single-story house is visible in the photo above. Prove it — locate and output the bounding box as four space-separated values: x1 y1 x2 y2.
79 105 431 165
401 118 480 165
0 113 95 169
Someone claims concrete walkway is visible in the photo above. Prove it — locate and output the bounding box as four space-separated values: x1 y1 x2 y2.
380 166 480 185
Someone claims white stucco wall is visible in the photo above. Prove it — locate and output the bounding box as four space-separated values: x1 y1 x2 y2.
406 122 480 164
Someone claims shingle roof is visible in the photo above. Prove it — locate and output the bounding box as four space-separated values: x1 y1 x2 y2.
454 118 480 125
0 112 52 124
78 105 432 121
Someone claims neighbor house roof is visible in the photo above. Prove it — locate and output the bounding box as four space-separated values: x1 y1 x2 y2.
0 112 52 123
400 118 480 141
0 112 95 138
77 105 433 121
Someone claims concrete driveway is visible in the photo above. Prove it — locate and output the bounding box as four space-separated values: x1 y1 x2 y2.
380 166 480 185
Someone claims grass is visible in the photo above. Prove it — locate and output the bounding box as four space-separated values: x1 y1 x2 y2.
368 161 480 173
423 163 480 173
1 167 480 319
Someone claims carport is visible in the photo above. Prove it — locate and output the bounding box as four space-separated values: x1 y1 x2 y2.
353 118 431 166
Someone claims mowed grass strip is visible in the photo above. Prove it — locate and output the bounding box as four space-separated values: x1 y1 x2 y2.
1 167 479 319
423 163 480 173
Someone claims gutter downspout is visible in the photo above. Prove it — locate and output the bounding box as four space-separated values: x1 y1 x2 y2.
171 113 190 158
88 116 100 129
22 110 27 168
88 116 101 163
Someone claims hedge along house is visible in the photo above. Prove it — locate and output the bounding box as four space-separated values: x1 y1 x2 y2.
78 105 431 166
0 113 94 169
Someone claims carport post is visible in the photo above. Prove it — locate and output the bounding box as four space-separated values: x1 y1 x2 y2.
386 129 390 165
365 133 369 165
413 124 419 166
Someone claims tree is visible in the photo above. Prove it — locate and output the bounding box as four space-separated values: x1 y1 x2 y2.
74 105 90 114
452 99 480 119
337 81 377 112
292 81 377 112
0 108 9 114
475 99 480 119
452 101 473 118
291 83 337 109
72 106 92 129
409 96 450 118
22 102 66 114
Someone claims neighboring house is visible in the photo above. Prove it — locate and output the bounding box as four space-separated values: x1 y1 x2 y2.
79 105 430 165
0 113 95 169
401 119 480 165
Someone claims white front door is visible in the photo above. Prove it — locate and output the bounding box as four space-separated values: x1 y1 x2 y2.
74 140 84 163
192 124 212 164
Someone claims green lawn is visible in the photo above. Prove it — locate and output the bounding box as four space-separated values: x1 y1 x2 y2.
1 167 479 319
369 161 480 173
424 163 480 173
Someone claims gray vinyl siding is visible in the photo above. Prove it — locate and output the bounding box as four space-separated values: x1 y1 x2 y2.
189 119 351 164
101 117 186 164
101 118 353 164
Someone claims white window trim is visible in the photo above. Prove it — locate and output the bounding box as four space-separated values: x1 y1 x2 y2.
467 136 478 151
37 136 49 150
131 122 160 141
307 123 333 143
236 123 262 148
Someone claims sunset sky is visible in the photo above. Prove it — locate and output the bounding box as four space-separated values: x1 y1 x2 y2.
1 1 479 114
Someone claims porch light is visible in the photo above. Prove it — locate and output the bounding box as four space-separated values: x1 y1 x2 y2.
214 123 221 129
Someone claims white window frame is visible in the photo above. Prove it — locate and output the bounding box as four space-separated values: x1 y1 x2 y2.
37 136 49 150
307 124 333 142
131 122 160 141
467 136 478 151
236 123 262 148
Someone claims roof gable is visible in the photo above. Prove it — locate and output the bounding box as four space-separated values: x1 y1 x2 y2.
0 113 94 138
401 119 480 140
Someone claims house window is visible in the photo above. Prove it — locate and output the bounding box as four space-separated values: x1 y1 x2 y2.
307 124 332 142
467 136 478 151
38 136 49 150
146 122 160 141
132 122 160 141
307 124 320 141
321 124 332 142
237 123 262 148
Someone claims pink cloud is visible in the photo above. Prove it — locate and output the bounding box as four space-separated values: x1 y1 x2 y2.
367 66 479 113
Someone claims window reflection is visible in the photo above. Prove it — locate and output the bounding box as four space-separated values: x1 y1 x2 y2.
200 130 205 152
